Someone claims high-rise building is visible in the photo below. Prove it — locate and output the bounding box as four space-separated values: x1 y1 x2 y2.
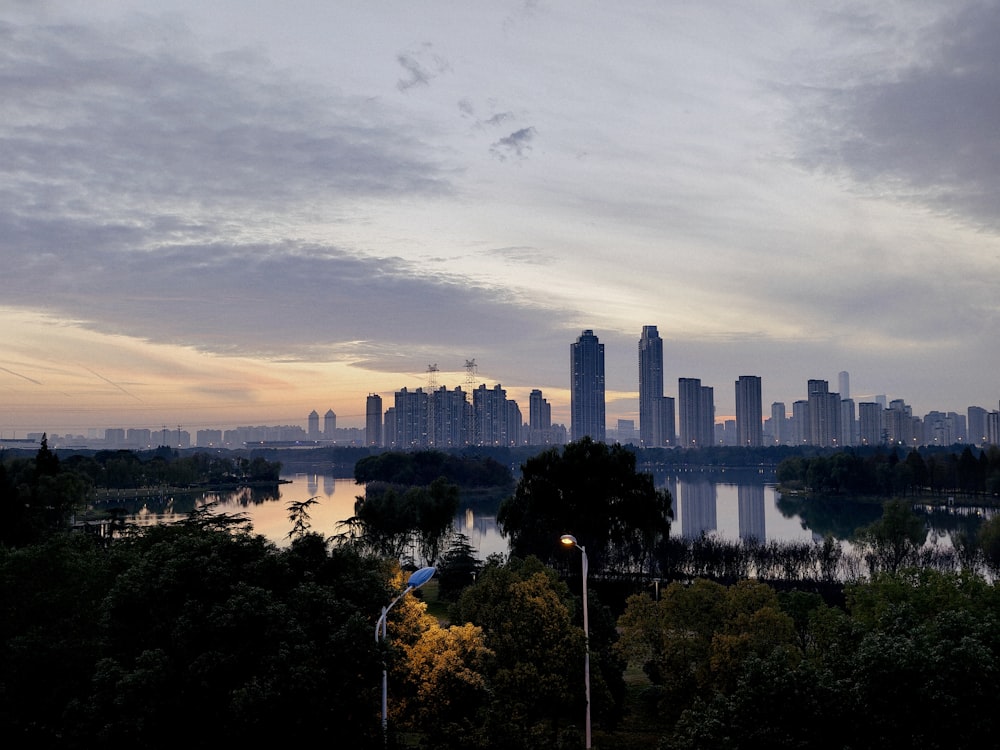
885 399 917 447
838 371 851 400
473 383 513 446
430 386 468 447
529 388 555 445
791 400 809 445
307 410 320 439
858 402 882 446
678 378 713 447
969 406 988 445
324 409 336 438
393 387 429 447
639 325 666 447
365 394 382 447
658 396 676 447
840 398 855 446
700 384 715 446
571 329 605 442
807 379 840 447
735 375 763 447
770 402 787 445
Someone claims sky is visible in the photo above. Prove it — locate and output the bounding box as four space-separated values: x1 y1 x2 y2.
2 0 999 436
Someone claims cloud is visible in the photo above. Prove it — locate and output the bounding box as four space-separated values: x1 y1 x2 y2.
797 2 1000 228
0 16 585 384
485 246 555 266
490 126 537 161
0 17 450 234
396 43 451 92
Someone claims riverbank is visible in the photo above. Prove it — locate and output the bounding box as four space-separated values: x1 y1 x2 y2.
93 479 289 502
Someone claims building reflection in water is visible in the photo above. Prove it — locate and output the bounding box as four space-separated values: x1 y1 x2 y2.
680 479 717 539
737 483 766 543
459 507 504 558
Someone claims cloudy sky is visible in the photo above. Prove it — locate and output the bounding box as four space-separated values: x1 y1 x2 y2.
2 0 998 435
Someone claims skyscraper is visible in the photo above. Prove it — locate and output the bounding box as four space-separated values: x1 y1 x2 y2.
639 325 665 447
807 379 841 447
678 377 713 447
366 394 382 447
770 402 787 445
858 401 882 446
571 329 605 442
735 375 763 447
838 370 851 400
529 388 553 445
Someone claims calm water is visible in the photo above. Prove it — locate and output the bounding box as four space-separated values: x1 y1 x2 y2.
114 471 982 558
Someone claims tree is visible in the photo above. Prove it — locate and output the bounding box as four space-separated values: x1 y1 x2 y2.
497 438 672 575
340 477 460 565
435 533 482 601
449 556 589 748
396 622 494 749
978 514 1000 575
855 498 926 575
616 578 797 721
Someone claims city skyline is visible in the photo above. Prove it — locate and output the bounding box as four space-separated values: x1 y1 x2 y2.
21 362 997 449
3 2 1000 435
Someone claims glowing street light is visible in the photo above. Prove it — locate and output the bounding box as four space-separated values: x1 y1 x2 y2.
560 534 591 749
375 566 436 741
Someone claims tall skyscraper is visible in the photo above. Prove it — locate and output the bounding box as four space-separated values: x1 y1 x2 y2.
571 329 605 442
838 370 851 400
639 325 665 447
365 394 382 447
529 388 553 445
807 379 840 447
735 375 763 447
840 398 855 446
678 378 713 447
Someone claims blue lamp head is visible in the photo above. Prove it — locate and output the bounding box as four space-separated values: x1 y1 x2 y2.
407 566 436 590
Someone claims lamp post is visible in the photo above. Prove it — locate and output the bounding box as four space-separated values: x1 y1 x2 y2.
375 566 436 742
560 534 591 749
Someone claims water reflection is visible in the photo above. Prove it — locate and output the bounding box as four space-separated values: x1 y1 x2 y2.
738 484 766 543
680 480 717 538
106 472 994 558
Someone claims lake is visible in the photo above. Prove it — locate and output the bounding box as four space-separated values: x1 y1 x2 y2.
112 471 985 560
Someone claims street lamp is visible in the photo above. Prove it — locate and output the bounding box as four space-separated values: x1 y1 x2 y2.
375 566 436 741
560 534 591 749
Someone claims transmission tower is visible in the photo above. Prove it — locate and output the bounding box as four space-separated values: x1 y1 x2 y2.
427 363 439 390
464 359 478 388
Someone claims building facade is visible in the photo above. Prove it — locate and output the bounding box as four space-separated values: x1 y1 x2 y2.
735 375 763 447
678 377 714 447
571 329 606 442
639 325 668 447
366 394 382 447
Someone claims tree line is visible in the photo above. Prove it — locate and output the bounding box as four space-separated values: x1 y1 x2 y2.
777 445 1000 497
